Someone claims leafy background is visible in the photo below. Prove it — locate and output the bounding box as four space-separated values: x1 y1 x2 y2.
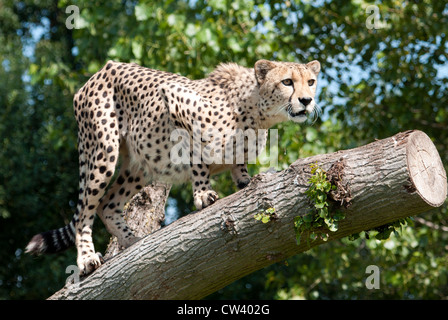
0 0 447 299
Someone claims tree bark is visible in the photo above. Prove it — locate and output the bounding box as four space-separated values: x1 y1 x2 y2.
104 182 171 260
49 130 447 300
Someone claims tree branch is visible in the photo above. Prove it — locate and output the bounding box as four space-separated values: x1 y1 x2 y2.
414 217 448 232
104 182 171 260
49 130 447 300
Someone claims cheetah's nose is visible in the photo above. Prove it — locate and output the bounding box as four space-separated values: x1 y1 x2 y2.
299 97 312 106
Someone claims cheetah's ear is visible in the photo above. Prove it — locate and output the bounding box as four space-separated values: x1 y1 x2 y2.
306 60 321 75
254 60 277 85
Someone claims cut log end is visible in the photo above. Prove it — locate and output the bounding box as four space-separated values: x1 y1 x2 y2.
406 130 447 207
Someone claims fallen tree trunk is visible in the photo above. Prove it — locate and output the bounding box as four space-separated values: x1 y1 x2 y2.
49 130 447 300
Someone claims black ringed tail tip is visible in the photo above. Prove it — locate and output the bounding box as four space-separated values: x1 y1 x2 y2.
26 222 76 255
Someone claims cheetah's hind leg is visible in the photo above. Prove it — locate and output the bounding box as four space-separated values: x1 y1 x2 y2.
96 142 143 251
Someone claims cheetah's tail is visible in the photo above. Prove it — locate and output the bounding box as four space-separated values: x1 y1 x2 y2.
26 218 76 255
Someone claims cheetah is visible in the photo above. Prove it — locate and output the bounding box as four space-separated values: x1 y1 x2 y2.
26 59 321 275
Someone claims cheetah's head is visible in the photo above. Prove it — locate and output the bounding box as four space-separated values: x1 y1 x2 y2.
254 60 320 124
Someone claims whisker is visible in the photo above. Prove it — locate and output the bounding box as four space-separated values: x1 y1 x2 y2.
273 102 290 115
310 103 322 124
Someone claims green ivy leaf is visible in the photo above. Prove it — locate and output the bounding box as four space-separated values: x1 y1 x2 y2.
328 221 338 232
294 163 346 245
303 214 313 222
315 202 325 209
261 216 270 224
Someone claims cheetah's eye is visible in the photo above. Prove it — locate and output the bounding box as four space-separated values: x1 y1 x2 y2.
281 79 293 86
308 79 315 86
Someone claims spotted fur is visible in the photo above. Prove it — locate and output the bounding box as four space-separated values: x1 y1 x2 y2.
26 59 320 275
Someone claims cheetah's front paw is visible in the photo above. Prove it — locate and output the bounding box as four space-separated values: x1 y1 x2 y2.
77 252 102 276
194 190 219 210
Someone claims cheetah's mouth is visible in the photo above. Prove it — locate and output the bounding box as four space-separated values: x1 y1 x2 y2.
285 104 311 123
289 110 307 118
288 109 308 123
286 104 308 119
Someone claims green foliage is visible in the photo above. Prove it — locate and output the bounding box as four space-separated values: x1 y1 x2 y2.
294 163 345 245
350 217 415 241
254 207 276 224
